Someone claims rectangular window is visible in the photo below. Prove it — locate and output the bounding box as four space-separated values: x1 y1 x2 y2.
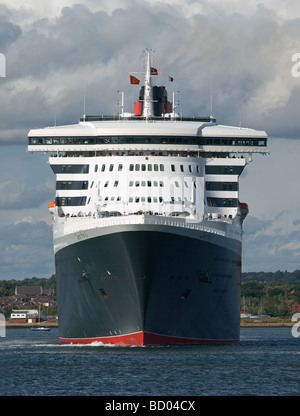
56 181 89 190
205 165 244 175
207 197 238 207
51 164 89 174
55 196 87 206
205 182 238 191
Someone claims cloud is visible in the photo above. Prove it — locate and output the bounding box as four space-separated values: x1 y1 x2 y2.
1 1 300 142
243 211 300 272
0 219 54 279
0 178 54 210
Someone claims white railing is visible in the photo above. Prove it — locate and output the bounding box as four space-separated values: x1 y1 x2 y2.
52 211 238 240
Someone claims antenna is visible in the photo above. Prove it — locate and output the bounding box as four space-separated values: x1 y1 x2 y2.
143 49 154 119
210 78 214 122
172 91 180 119
83 81 86 121
117 90 125 117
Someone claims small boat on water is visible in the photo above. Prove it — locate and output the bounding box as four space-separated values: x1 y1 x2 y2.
32 326 50 331
31 305 50 331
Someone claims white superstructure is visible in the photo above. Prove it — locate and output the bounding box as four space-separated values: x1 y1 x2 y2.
28 52 268 251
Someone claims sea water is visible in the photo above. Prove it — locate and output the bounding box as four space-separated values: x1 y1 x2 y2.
0 327 299 396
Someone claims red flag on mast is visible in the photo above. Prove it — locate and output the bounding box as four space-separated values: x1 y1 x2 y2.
151 67 158 75
130 75 140 84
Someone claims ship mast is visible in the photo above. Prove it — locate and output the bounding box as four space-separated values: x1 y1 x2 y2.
142 51 154 118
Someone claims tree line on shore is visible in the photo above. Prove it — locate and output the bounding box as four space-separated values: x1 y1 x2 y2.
1 270 300 318
0 275 56 297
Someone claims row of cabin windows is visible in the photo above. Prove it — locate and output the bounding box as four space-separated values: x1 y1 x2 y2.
56 179 194 192
55 179 238 191
56 195 193 206
29 136 267 146
96 163 200 173
104 196 165 203
51 163 243 175
55 196 238 207
102 180 191 188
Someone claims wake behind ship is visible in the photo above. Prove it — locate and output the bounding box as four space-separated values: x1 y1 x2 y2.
28 52 268 346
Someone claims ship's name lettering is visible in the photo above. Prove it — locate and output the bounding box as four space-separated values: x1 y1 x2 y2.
75 231 88 241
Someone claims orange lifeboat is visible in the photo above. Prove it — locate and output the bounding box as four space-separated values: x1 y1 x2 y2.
239 202 249 221
48 201 55 214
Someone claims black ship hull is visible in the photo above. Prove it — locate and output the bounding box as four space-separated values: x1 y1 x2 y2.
55 227 241 346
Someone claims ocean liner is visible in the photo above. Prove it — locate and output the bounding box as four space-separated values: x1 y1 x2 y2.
28 52 268 345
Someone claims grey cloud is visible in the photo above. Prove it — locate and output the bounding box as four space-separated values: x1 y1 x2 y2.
243 215 274 235
0 179 54 210
242 213 300 272
0 2 297 141
1 2 300 143
0 10 21 51
0 220 54 279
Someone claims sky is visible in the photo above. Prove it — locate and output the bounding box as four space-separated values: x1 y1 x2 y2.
0 0 300 279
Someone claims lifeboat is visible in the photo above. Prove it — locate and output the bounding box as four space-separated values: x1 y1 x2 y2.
239 202 249 221
48 201 55 214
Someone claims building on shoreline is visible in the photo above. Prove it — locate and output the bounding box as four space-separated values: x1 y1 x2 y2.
10 309 39 323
